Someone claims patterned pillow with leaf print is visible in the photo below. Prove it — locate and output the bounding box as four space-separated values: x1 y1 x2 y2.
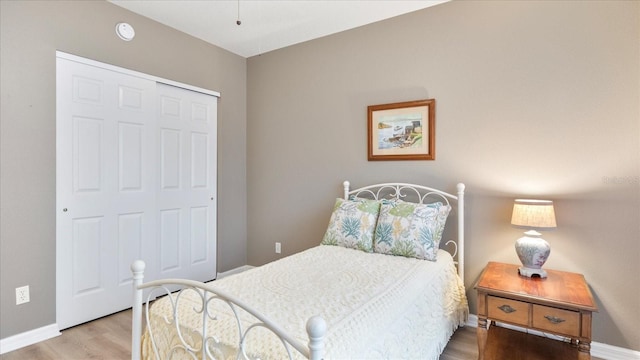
373 200 451 261
321 198 381 252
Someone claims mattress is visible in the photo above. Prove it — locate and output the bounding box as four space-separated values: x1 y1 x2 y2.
142 245 468 359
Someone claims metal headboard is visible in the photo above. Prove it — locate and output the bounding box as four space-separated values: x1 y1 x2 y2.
342 181 466 284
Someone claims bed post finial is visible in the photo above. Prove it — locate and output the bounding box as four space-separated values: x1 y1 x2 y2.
131 260 145 360
131 260 145 275
306 315 326 360
343 181 350 200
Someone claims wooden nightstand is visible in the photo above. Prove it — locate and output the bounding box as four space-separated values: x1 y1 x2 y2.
475 262 598 360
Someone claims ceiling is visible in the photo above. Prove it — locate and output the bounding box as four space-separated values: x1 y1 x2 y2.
108 0 449 58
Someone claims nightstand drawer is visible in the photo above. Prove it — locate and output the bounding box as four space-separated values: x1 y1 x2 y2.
487 296 529 326
532 305 580 337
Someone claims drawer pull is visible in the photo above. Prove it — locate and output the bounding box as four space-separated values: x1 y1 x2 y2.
498 304 517 314
544 315 566 324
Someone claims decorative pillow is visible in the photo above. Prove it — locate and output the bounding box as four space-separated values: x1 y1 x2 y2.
321 198 381 252
373 200 451 261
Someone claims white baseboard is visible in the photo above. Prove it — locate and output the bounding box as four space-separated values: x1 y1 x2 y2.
466 314 640 360
466 313 479 327
216 265 254 279
594 343 640 360
0 323 60 355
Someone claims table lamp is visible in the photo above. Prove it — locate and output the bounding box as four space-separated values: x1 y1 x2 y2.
511 199 557 278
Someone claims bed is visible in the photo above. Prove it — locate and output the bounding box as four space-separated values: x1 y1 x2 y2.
131 181 468 360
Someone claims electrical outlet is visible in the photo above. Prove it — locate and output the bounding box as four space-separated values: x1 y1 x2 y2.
275 242 281 254
16 285 30 305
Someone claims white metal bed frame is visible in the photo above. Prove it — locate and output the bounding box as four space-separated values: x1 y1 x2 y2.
131 181 465 360
343 181 466 283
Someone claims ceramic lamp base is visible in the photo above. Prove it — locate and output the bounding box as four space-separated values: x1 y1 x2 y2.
515 230 550 279
518 266 548 278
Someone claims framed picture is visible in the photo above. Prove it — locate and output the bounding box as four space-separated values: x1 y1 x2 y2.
367 99 435 161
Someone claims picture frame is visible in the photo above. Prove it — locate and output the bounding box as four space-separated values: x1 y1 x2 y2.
367 99 435 161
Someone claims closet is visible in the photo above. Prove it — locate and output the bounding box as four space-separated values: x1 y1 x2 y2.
56 52 218 329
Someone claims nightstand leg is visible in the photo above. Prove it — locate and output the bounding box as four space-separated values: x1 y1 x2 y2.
477 316 488 360
578 341 592 360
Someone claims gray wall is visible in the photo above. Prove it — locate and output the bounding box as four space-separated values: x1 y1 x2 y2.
247 0 639 351
0 1 247 338
1 0 638 353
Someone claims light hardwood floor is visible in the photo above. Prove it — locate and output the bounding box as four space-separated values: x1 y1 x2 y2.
1 310 132 360
2 309 477 359
1 313 603 359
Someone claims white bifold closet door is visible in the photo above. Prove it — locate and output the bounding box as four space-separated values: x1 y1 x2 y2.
56 53 217 330
156 83 217 282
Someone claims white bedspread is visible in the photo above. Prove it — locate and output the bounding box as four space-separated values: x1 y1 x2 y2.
142 245 468 359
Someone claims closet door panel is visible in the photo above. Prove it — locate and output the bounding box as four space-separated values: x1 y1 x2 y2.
156 83 216 281
160 129 182 190
57 57 157 329
72 216 104 294
159 208 182 271
117 212 144 284
190 206 209 264
118 123 143 191
74 117 104 192
191 132 209 188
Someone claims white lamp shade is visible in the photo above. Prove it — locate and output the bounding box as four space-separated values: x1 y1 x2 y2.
511 199 557 229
